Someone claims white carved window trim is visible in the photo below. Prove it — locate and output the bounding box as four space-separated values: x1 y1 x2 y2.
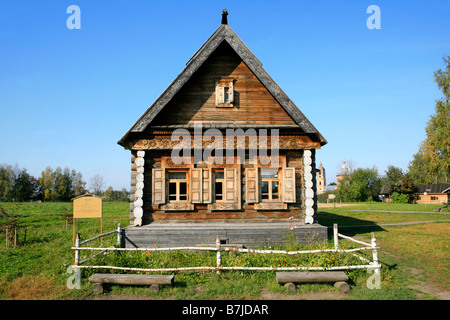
215 77 234 107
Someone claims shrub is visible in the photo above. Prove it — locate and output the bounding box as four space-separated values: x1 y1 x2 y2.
391 192 409 204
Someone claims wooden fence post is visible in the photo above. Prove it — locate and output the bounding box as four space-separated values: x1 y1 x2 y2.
75 233 81 266
371 232 380 274
216 236 221 274
333 224 338 251
14 227 17 248
117 223 122 247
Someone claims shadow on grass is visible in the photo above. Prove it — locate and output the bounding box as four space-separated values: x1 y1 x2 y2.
318 211 386 238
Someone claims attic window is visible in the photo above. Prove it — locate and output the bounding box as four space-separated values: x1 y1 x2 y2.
215 78 234 107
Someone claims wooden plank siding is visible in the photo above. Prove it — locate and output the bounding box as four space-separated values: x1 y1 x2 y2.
151 42 298 127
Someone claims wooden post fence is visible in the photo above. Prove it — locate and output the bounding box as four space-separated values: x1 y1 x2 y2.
74 233 81 266
333 223 339 251
216 236 222 274
71 224 382 275
371 232 380 274
117 223 122 247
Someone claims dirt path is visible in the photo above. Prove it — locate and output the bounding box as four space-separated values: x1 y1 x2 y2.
318 203 361 208
258 287 348 300
89 287 350 301
406 268 450 300
349 209 450 215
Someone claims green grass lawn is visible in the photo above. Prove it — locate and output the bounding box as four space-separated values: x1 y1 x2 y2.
0 201 129 299
318 202 450 296
318 202 450 227
0 201 448 300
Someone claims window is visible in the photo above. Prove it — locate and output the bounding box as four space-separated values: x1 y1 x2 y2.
168 171 188 202
224 87 230 103
214 170 224 202
215 78 234 107
431 196 438 201
260 168 280 201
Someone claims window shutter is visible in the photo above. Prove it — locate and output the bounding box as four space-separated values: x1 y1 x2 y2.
283 167 296 203
191 168 203 203
224 168 237 203
245 168 259 203
216 86 225 105
202 168 212 203
228 84 234 103
152 168 165 204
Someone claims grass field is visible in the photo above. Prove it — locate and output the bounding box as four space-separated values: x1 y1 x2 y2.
0 201 449 300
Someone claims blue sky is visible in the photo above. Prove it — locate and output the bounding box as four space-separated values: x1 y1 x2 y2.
0 0 449 190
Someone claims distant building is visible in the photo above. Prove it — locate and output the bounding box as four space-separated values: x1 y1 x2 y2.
336 160 349 186
317 162 326 194
379 185 391 203
415 184 450 205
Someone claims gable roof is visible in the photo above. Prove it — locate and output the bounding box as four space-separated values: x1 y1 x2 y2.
118 20 326 147
416 184 450 194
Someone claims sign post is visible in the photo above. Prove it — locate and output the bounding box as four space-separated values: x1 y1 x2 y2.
328 194 336 208
72 194 103 246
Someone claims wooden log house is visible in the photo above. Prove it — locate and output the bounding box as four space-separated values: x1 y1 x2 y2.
118 10 328 247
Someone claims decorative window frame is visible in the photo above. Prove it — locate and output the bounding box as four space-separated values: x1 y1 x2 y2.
153 157 241 211
215 77 234 107
260 168 281 202
167 170 190 203
245 155 295 210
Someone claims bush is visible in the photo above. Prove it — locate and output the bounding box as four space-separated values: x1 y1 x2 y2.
391 192 409 204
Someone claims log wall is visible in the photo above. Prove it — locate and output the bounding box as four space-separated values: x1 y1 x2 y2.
123 223 328 248
127 149 316 225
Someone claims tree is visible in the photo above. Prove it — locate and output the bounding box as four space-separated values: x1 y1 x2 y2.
0 164 40 201
90 174 105 196
39 167 56 201
383 165 404 194
407 152 431 184
416 56 450 183
119 188 130 202
0 164 15 201
38 166 86 201
103 186 115 201
0 164 86 202
72 170 86 197
54 167 73 201
337 167 382 202
103 186 129 202
12 169 39 201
